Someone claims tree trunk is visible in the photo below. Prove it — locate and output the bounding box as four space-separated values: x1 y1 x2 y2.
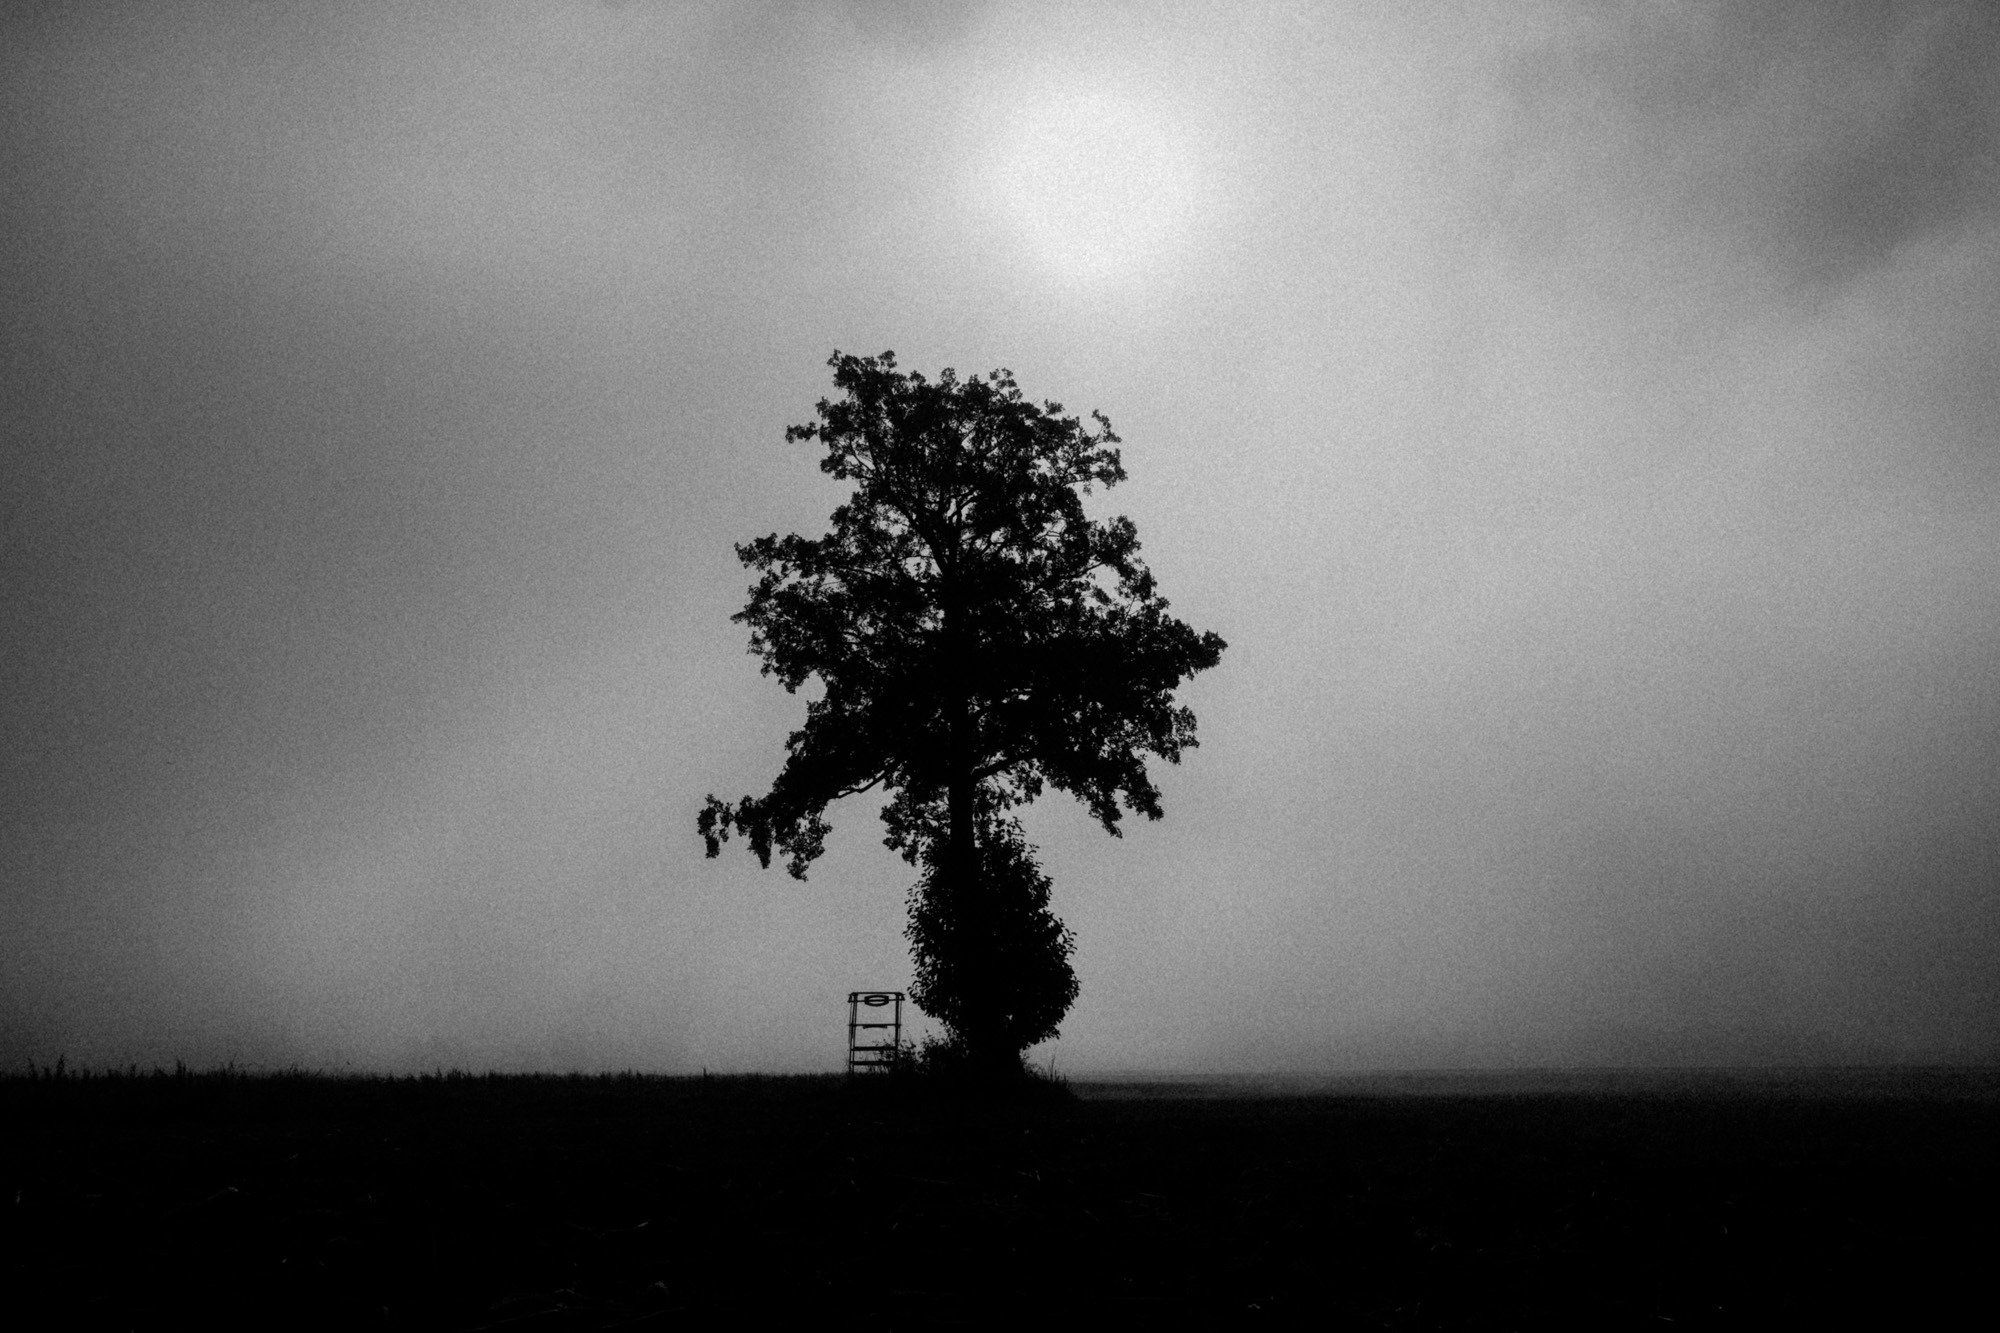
952 764 1008 1072
943 553 1018 1083
948 711 1016 1082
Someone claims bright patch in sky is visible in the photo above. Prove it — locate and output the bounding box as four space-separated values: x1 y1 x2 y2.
982 88 1201 283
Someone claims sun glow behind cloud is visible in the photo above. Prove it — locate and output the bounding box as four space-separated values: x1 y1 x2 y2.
973 82 1208 284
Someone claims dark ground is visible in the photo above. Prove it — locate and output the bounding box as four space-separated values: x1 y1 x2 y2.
6 1067 1995 1328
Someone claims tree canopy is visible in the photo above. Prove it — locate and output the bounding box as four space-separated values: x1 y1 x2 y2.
698 350 1224 1067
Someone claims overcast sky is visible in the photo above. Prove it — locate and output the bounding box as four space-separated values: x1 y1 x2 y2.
5 0 1997 1074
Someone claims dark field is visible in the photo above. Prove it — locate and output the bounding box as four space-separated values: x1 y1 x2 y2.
7 1068 1996 1328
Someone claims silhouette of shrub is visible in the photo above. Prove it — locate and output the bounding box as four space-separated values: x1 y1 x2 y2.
905 816 1079 1066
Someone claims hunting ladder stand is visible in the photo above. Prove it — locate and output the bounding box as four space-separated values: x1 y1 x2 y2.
846 991 904 1073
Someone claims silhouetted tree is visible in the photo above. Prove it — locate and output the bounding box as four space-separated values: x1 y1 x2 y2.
699 350 1225 1075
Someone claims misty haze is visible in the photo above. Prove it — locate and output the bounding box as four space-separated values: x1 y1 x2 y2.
9 3 2000 1325
5 1 1997 1077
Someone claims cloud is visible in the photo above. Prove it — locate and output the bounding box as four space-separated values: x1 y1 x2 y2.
1476 0 2000 308
4 1 1996 1072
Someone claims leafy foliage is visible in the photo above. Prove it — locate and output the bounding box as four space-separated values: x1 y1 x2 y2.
698 350 1224 1062
698 350 1224 871
905 816 1078 1054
